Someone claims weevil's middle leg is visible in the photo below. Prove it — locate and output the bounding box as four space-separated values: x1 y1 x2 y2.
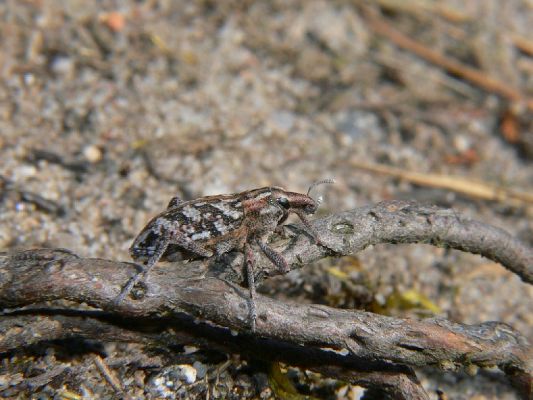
292 209 322 245
244 242 257 332
256 239 289 274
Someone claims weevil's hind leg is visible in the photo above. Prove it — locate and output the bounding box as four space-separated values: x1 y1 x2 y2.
256 239 289 274
244 242 257 332
114 233 170 304
115 229 212 305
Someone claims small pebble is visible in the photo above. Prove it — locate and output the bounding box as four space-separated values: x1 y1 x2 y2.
193 361 207 379
176 364 197 384
51 56 75 77
453 135 471 152
23 73 35 85
183 346 199 354
83 145 102 163
13 165 37 179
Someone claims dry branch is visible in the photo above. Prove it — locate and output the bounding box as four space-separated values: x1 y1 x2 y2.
0 313 429 399
348 160 533 210
0 201 531 397
360 5 533 113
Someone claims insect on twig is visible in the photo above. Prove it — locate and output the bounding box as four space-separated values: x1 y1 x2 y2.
117 179 335 331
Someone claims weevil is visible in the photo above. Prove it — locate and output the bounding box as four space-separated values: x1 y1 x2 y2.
117 179 334 330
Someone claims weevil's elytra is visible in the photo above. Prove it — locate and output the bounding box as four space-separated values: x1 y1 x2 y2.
118 180 335 330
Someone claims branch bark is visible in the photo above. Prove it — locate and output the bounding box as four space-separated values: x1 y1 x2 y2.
0 312 429 399
0 201 531 397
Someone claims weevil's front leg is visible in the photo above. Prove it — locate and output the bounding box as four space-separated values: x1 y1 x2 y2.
292 209 322 245
256 239 289 274
273 224 290 239
114 231 171 304
244 242 257 332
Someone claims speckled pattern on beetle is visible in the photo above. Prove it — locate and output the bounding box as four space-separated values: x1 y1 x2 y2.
117 180 334 330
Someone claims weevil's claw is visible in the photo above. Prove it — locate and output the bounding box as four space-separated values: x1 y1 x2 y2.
113 278 136 305
113 267 147 305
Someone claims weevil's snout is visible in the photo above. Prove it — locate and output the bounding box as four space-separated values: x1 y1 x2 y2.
276 192 317 214
298 196 318 214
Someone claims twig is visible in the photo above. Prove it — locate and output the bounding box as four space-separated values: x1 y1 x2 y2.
27 149 90 174
360 6 533 113
317 365 429 400
19 365 70 392
510 33 533 57
348 160 533 209
0 202 531 396
0 313 429 399
0 175 66 217
93 355 124 394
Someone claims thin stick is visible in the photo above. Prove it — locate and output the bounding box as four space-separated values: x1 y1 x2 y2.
361 6 533 113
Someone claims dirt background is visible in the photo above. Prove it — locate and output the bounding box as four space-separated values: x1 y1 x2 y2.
0 1 532 399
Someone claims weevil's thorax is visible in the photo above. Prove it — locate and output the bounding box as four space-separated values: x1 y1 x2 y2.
242 187 317 236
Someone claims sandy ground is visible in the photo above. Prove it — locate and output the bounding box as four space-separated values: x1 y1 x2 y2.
0 1 532 399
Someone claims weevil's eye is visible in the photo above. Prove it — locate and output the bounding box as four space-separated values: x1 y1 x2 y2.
276 197 290 209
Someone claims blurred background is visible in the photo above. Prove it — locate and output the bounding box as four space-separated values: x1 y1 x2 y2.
1 1 532 398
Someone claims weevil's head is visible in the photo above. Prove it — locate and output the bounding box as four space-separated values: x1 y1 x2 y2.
270 179 335 219
241 180 335 234
271 188 317 216
264 179 335 230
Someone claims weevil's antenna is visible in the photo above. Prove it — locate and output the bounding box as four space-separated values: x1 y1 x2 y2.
307 178 335 196
307 179 335 207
